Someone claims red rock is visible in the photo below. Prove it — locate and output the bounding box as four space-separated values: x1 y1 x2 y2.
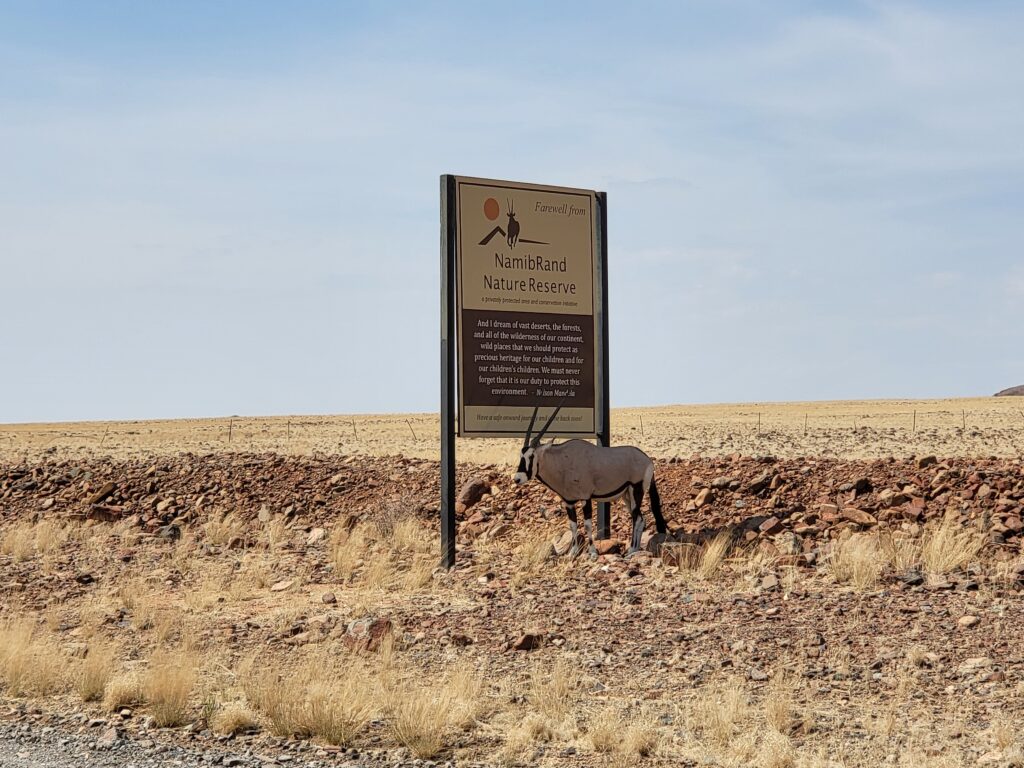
85 481 116 506
842 508 877 526
759 517 784 535
457 477 491 510
594 539 623 556
344 617 393 651
512 631 544 651
694 488 714 508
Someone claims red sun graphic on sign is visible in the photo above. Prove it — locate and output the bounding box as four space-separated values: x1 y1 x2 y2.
483 197 500 221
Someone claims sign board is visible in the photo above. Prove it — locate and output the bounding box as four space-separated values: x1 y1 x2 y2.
440 175 610 568
454 176 599 437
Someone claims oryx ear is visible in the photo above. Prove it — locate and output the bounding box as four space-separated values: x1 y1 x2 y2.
523 407 539 450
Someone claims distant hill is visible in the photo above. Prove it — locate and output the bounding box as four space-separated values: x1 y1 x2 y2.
994 385 1024 397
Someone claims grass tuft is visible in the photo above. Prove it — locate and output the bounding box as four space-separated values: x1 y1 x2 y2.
212 701 259 735
690 677 749 748
76 642 115 702
528 657 579 721
103 673 143 712
242 652 373 745
824 533 884 590
589 707 623 753
145 651 197 727
0 619 64 695
920 513 986 575
388 686 451 759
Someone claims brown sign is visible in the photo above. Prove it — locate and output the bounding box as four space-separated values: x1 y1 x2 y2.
455 176 598 437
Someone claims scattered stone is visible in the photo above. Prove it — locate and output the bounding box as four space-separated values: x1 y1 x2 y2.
270 580 294 592
321 592 337 605
552 529 575 556
594 539 622 556
512 631 544 651
344 617 393 652
156 524 181 541
958 615 980 629
957 657 992 677
901 569 924 586
486 522 513 540
841 508 877 526
306 527 327 546
85 481 116 506
457 477 491 511
96 727 118 749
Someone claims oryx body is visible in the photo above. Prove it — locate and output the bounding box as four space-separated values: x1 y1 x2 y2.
513 408 667 557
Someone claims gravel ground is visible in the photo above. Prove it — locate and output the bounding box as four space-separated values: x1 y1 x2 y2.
0 717 457 768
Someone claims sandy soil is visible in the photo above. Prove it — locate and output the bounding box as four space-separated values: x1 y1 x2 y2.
3 397 1023 465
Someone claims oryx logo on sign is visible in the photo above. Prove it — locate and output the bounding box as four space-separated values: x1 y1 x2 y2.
478 197 548 249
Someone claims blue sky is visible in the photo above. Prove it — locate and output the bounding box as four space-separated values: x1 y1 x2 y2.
1 1 1022 422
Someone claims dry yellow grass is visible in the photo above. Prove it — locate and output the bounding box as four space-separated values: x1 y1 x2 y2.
76 643 114 702
622 716 660 759
666 531 734 580
446 666 488 730
528 657 579 722
103 673 142 712
242 652 374 745
879 531 921 573
387 686 450 759
764 670 799 735
212 701 259 736
690 677 749 748
0 619 64 696
1 523 36 562
259 515 290 550
824 533 885 590
330 517 436 594
145 652 197 727
588 706 623 753
920 514 987 575
202 513 246 546
33 519 71 554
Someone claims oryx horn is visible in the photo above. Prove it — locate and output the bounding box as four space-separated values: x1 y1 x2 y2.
531 402 564 447
523 407 539 449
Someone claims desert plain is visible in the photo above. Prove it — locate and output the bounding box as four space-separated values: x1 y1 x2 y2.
1 397 1024 767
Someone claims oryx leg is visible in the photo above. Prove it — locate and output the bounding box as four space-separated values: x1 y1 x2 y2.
581 499 598 559
564 500 583 558
627 482 646 555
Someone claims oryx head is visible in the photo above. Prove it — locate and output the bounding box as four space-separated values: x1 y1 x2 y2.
513 404 561 486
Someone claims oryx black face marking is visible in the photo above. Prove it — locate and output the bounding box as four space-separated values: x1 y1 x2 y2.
512 404 668 558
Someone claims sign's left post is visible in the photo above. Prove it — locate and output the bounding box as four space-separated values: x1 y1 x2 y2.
440 175 457 569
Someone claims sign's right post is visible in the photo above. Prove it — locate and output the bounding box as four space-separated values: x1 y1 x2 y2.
595 191 611 540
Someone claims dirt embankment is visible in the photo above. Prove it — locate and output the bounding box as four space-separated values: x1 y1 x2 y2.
3 451 1024 767
3 452 1023 561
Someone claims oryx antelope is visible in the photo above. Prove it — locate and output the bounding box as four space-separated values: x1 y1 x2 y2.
512 406 667 558
505 199 520 248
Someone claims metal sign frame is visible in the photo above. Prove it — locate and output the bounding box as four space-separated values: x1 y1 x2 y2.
440 174 610 568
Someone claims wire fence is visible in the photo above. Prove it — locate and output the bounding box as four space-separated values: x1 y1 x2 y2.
2 403 1023 461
